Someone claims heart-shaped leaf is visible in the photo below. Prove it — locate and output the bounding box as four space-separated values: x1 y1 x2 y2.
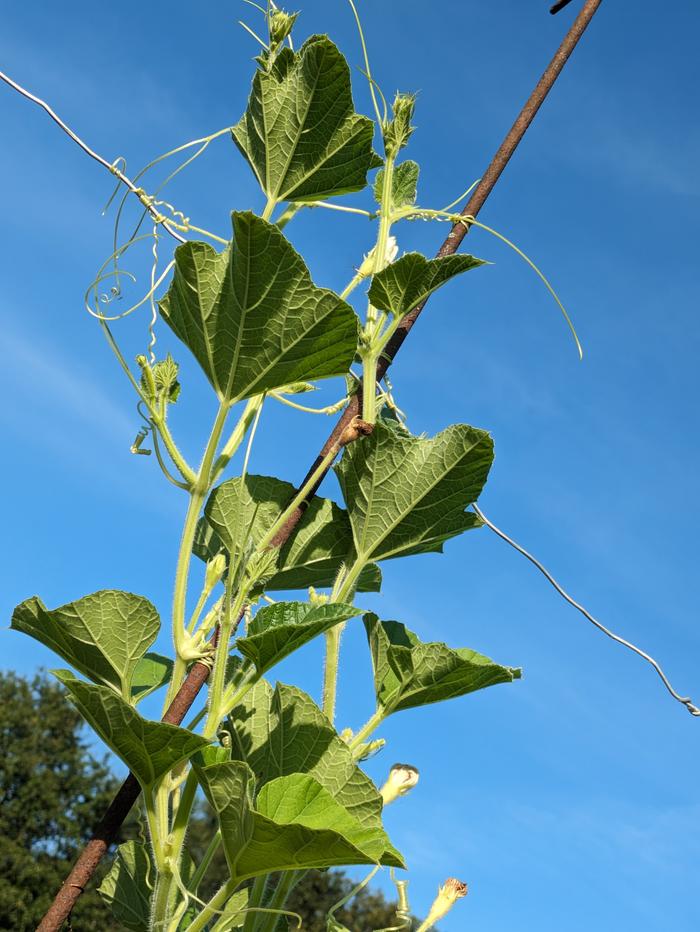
195 480 381 593
192 759 403 885
236 602 361 675
160 212 359 403
233 36 381 204
54 671 209 791
368 252 486 321
11 591 160 701
227 680 385 829
364 614 521 714
335 419 493 564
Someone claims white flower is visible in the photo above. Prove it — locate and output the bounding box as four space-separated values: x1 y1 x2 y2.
380 762 419 805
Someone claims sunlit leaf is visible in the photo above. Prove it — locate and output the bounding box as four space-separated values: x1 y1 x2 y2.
194 476 381 592
160 212 359 403
53 671 209 790
227 680 386 830
233 36 381 204
236 602 361 675
364 614 521 714
335 419 493 564
192 759 403 885
368 252 485 321
11 591 160 700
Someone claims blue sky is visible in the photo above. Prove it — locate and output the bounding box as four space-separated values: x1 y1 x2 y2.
1 1 699 929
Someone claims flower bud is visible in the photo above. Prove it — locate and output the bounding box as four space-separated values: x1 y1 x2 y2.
383 92 417 156
380 762 419 805
423 878 468 928
308 587 329 605
205 553 227 592
269 9 298 48
357 235 399 278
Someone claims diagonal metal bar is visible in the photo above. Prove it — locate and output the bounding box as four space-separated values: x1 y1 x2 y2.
31 1 604 928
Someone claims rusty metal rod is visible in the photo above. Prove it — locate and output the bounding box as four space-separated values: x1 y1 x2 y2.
36 1 604 928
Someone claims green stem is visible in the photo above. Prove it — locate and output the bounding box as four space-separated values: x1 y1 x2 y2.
162 403 230 712
255 871 302 932
243 875 268 932
211 394 265 484
348 708 386 752
189 831 222 895
361 153 396 425
184 879 238 932
262 197 277 222
323 558 370 722
203 586 248 739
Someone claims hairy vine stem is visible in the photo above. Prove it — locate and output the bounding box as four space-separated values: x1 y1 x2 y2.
20 2 605 928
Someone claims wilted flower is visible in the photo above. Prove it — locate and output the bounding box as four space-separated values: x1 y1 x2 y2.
422 878 468 927
380 762 419 805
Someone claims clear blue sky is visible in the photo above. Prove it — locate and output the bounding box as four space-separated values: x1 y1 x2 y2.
1 1 699 929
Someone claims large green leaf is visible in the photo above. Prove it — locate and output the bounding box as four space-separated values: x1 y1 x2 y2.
160 212 359 403
232 36 381 204
373 159 419 208
368 252 486 321
236 602 361 675
192 759 403 885
335 419 493 564
53 672 209 790
195 480 381 592
364 614 521 714
227 681 385 829
98 841 152 932
11 591 160 700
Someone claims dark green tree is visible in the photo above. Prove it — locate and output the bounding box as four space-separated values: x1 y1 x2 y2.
0 670 132 930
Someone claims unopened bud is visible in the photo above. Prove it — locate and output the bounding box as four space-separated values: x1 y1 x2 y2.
269 9 298 48
205 553 227 591
308 587 329 605
423 878 468 928
380 762 419 805
383 92 417 156
357 235 399 279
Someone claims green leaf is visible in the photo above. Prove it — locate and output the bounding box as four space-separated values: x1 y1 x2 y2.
11 591 160 700
373 160 419 208
98 841 152 932
227 681 387 831
192 759 403 885
53 672 209 791
335 419 493 564
131 653 173 704
160 212 359 403
195 476 381 592
364 614 521 714
236 602 361 675
368 252 486 321
269 494 381 592
232 36 381 204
